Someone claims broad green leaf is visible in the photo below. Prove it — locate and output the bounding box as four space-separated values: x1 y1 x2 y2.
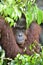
0 3 3 13
37 10 42 24
4 7 13 16
26 12 33 28
5 17 14 27
14 6 22 18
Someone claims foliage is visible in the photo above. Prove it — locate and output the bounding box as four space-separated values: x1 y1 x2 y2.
0 0 43 28
0 43 43 65
0 46 5 65
0 0 43 65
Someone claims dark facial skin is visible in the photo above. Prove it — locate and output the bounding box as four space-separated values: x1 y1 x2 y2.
15 28 26 45
14 17 27 45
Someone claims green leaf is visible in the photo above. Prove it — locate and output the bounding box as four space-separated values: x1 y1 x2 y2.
0 3 3 13
14 6 22 18
5 17 14 27
4 6 13 16
37 10 42 24
26 12 33 28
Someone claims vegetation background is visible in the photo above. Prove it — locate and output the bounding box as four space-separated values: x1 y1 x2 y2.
0 0 43 65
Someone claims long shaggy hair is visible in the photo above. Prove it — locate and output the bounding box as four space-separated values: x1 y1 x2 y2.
0 17 41 58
